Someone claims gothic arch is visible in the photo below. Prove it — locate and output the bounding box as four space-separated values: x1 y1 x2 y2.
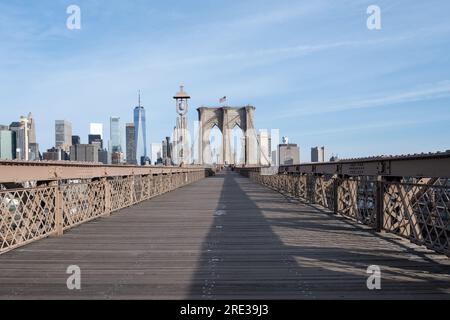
197 106 257 165
230 123 245 165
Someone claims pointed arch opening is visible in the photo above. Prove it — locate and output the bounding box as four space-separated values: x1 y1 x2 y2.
197 106 256 166
230 124 245 166
208 125 223 165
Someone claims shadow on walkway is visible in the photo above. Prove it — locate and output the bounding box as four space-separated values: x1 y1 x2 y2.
188 170 450 299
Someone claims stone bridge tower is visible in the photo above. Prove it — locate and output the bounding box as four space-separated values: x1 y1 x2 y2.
197 106 257 166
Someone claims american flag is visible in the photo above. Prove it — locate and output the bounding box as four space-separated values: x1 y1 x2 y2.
219 96 227 103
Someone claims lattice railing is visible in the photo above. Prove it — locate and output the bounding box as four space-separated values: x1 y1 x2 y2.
314 175 335 211
110 177 134 211
62 181 106 230
337 176 377 227
246 171 449 256
0 169 205 255
384 179 449 254
0 186 56 253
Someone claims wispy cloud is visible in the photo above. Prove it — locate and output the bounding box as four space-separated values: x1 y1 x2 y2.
276 80 450 119
189 0 327 31
173 36 412 66
297 115 450 137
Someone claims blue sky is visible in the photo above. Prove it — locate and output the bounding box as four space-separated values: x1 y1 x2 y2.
1 0 449 161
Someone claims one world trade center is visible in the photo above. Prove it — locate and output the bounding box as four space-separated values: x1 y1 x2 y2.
134 91 148 165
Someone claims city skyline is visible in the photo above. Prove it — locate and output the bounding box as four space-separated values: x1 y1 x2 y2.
1 1 450 161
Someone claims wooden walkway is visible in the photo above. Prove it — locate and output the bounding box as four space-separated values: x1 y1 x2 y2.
0 170 449 299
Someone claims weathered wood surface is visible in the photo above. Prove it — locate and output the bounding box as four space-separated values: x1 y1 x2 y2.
0 170 449 299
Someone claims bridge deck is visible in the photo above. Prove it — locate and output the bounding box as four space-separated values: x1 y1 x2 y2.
1 170 449 299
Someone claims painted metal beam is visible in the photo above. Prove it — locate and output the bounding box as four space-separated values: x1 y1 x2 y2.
277 152 450 177
0 160 206 183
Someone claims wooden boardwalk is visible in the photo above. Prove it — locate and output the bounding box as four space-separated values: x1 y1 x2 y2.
0 170 449 299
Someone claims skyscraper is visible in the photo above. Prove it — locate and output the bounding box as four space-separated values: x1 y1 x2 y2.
151 143 162 165
55 120 72 152
89 123 103 137
88 134 103 149
98 149 108 164
126 123 136 164
72 135 81 145
9 121 26 160
8 115 36 160
279 143 300 165
29 143 40 161
166 137 172 160
134 92 147 165
28 112 36 144
43 147 64 161
0 129 15 160
27 113 39 160
311 146 325 163
110 117 121 153
161 137 172 165
70 144 99 162
111 151 124 164
162 139 167 159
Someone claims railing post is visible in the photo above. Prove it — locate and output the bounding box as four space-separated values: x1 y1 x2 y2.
375 177 384 232
129 175 135 205
103 177 111 217
309 174 314 203
289 174 295 198
158 174 162 195
50 181 64 236
151 174 155 196
333 176 339 214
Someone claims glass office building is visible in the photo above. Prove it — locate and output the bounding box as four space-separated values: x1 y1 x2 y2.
126 123 136 164
110 117 121 153
134 105 147 165
0 130 15 160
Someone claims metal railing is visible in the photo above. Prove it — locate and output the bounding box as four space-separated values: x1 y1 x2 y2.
0 165 206 255
239 169 450 256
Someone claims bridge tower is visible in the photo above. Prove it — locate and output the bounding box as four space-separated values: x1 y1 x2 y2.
197 106 257 166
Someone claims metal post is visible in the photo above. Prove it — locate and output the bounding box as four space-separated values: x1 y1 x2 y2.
309 174 315 204
375 177 384 232
151 174 156 196
129 175 135 205
50 181 63 236
333 176 339 215
103 177 111 216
